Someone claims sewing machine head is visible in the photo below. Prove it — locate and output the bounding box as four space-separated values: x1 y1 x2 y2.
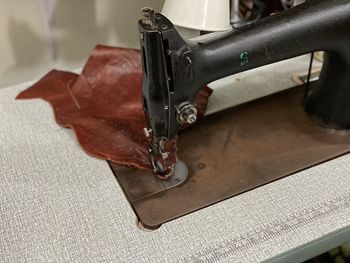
139 8 202 177
139 1 350 178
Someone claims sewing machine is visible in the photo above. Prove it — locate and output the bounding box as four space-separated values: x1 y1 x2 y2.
110 0 350 229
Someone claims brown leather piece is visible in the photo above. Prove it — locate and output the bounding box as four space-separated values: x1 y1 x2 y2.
16 45 212 172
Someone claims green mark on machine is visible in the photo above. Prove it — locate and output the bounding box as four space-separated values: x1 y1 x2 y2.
240 51 249 66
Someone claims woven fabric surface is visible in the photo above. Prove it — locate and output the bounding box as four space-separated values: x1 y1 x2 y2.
0 80 350 263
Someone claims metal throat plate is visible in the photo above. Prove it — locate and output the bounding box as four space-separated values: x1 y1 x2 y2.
109 84 350 229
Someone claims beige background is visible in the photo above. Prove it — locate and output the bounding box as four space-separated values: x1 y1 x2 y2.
0 0 164 88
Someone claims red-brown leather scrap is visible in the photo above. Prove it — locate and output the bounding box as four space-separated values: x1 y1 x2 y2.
16 45 212 172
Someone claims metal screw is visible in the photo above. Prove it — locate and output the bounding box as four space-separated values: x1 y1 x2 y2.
176 102 198 125
187 114 197 124
141 7 156 28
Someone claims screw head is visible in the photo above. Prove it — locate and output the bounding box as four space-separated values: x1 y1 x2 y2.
176 102 198 125
187 114 197 124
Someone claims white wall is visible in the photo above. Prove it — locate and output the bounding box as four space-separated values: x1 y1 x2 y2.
0 0 164 88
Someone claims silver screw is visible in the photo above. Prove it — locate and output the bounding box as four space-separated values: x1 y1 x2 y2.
141 7 156 28
176 102 198 125
187 114 197 124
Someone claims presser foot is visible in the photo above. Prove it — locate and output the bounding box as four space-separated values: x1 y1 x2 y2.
147 136 176 179
158 160 187 180
150 157 175 180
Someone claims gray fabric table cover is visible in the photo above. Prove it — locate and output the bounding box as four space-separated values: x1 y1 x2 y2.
1 58 349 263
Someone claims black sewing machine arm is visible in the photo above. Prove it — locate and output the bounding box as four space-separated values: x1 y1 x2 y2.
139 0 350 175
